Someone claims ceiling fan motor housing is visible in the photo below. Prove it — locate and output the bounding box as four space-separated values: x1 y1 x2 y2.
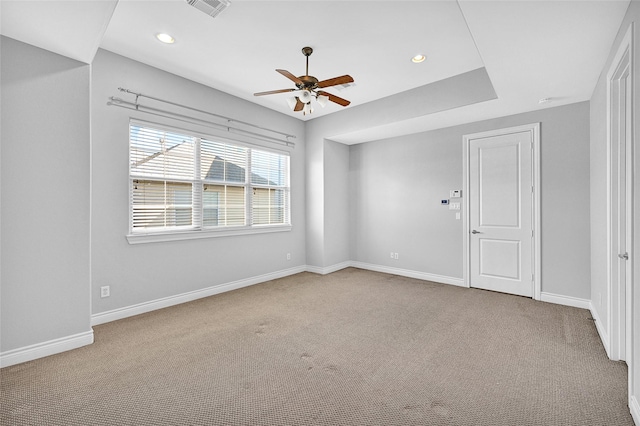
297 75 319 90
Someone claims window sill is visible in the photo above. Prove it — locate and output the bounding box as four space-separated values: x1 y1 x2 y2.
126 225 292 245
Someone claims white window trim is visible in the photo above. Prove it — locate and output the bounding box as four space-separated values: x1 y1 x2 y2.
126 224 292 244
127 120 291 244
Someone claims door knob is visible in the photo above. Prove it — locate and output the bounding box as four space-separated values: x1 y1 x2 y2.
471 230 481 234
618 252 629 260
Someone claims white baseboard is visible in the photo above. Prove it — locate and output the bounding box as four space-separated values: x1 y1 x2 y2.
91 265 306 326
630 395 639 425
306 261 352 275
539 292 591 310
589 302 611 359
0 330 94 368
350 261 465 287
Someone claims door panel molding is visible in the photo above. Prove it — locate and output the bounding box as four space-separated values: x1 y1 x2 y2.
479 238 521 280
463 123 541 300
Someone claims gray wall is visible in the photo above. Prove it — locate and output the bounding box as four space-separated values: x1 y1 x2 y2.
305 121 325 268
589 0 640 415
348 102 591 299
590 62 609 331
324 140 350 267
1 37 92 352
305 67 496 271
349 127 464 277
90 50 306 316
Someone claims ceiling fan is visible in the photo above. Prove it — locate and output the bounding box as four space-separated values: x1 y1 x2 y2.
254 47 354 115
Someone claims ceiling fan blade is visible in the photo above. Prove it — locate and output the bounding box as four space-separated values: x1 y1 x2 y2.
317 91 351 107
254 88 295 96
293 98 305 111
316 75 354 89
276 69 304 86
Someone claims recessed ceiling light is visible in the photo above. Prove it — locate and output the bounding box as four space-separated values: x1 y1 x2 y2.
156 33 175 44
412 54 426 63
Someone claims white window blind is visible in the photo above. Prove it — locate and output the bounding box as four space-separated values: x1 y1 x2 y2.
130 126 195 232
201 138 247 227
251 150 289 225
129 122 290 236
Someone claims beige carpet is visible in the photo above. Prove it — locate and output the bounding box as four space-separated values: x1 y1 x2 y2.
1 268 634 425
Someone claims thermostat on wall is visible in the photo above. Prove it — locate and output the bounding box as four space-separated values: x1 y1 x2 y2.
450 190 461 198
441 199 449 205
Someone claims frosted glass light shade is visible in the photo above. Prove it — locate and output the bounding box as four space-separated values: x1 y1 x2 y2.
286 97 298 110
303 102 313 115
317 95 329 107
298 90 312 103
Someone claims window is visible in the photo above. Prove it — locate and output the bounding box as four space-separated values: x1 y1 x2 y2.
129 122 290 240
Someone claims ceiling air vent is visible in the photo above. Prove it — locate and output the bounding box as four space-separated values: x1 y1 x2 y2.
185 0 230 18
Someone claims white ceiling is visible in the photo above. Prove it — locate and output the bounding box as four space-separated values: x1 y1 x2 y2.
0 0 631 144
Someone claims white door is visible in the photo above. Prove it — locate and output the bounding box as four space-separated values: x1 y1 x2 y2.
469 129 533 297
608 32 632 362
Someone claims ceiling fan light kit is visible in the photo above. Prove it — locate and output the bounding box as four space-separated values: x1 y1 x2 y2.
254 46 354 115
286 97 298 110
298 90 312 103
302 103 313 116
316 94 329 108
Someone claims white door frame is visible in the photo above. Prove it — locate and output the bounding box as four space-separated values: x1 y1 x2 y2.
462 123 541 300
606 24 633 364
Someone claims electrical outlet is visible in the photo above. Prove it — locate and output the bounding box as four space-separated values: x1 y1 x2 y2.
100 286 110 298
286 253 291 261
394 253 399 260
